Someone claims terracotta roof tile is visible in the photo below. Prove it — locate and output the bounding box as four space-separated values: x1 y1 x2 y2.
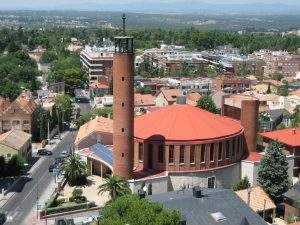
134 104 243 142
0 129 31 150
259 127 300 147
75 116 113 144
236 186 276 213
134 94 155 107
243 152 263 162
160 89 183 103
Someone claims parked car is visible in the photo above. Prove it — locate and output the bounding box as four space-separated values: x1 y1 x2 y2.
59 150 69 158
82 216 97 225
0 213 6 225
49 162 58 172
38 149 52 156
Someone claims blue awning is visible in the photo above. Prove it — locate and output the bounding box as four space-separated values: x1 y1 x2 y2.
89 143 113 169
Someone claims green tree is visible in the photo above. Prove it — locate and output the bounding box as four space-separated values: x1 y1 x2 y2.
0 156 6 177
60 155 87 186
290 107 300 128
7 155 25 177
233 176 251 191
196 96 218 114
41 50 58 64
36 106 51 141
53 94 73 130
47 56 87 95
135 86 152 95
98 175 131 200
257 141 291 201
100 194 181 225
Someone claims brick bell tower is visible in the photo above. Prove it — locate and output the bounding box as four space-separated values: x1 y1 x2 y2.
112 14 134 179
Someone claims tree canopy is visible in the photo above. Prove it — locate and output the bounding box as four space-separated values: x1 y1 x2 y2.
257 141 291 201
196 96 218 113
100 194 181 225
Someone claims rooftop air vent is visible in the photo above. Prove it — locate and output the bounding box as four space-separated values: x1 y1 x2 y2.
176 96 186 105
192 186 202 198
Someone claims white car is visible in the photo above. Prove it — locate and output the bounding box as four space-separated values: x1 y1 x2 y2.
82 216 96 225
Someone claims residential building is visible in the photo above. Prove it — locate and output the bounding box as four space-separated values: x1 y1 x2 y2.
66 38 83 53
148 188 268 225
80 44 114 84
0 129 32 160
93 95 113 108
0 92 37 137
134 94 155 115
260 127 300 176
236 186 276 223
75 116 113 150
259 109 291 131
89 82 110 98
250 50 300 78
213 75 251 94
28 46 47 62
180 78 212 95
155 89 183 107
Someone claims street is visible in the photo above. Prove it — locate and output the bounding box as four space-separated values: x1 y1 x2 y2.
1 131 77 225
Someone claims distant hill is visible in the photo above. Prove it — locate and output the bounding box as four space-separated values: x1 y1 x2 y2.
1 1 300 15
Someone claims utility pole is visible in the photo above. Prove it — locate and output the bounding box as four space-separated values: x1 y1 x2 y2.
47 117 50 143
36 176 39 219
56 107 61 140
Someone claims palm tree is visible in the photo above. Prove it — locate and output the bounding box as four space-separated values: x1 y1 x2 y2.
98 175 131 200
60 154 87 186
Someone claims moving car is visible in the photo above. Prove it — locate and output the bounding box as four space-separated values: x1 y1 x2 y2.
37 149 53 156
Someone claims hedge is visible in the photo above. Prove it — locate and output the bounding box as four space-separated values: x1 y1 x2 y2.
43 201 96 215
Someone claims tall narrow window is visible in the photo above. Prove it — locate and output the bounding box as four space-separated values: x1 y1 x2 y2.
210 143 214 162
180 146 185 164
237 137 240 155
201 145 205 163
158 145 164 163
169 145 174 164
218 142 222 161
138 143 143 162
232 139 236 157
190 145 195 164
226 141 230 159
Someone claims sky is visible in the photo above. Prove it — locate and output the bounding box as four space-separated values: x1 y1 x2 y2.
1 0 299 4
0 0 299 13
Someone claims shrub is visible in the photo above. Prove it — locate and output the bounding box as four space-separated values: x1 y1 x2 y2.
43 201 96 215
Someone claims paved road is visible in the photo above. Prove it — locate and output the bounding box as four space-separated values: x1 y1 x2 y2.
75 102 91 116
1 131 77 225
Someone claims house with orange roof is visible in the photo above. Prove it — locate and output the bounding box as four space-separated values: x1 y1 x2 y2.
89 82 110 97
0 91 37 138
155 88 183 107
75 116 113 150
260 127 300 176
134 94 156 115
236 186 276 223
0 129 32 160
